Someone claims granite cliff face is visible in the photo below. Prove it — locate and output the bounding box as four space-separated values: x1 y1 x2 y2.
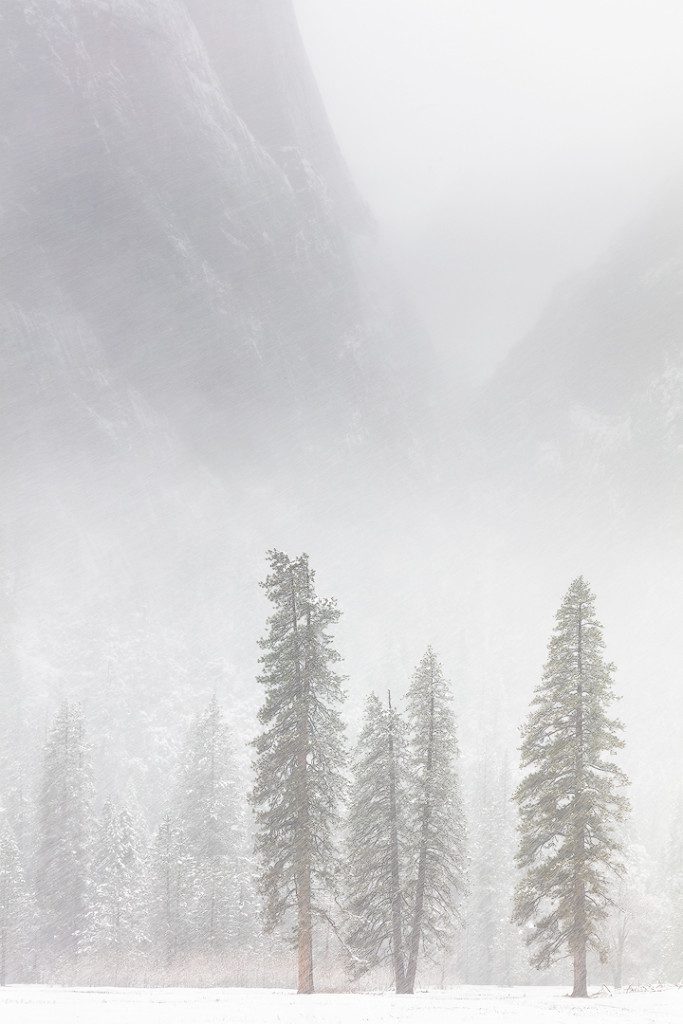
1 0 427 479
0 0 432 796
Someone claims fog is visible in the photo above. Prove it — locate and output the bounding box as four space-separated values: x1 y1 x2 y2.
296 0 683 379
0 0 682 1005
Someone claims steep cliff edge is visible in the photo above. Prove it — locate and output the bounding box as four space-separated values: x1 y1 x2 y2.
0 0 435 788
0 0 428 474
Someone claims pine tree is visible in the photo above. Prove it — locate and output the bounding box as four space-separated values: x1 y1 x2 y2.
465 752 524 985
35 701 93 967
662 795 683 984
88 799 149 975
404 647 466 993
345 692 410 991
148 812 195 965
1 776 30 871
513 577 629 997
0 812 34 985
252 550 347 994
606 839 668 988
175 695 253 953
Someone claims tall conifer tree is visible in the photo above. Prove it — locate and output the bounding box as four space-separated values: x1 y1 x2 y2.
88 799 149 974
466 753 523 985
405 647 466 993
0 812 33 985
345 692 410 991
148 812 195 965
35 701 92 966
252 550 347 994
175 695 252 952
513 577 629 997
662 795 683 983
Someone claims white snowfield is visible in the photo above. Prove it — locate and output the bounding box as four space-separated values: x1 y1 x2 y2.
0 985 680 1024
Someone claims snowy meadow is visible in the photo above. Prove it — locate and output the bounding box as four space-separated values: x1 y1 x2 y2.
1 986 681 1024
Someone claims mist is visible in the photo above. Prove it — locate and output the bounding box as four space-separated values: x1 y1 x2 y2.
0 0 682 1017
297 0 683 379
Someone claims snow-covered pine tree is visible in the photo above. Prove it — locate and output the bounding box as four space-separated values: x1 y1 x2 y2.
175 695 253 954
465 751 524 985
0 812 34 985
148 812 195 966
662 794 683 984
345 691 410 991
252 550 347 994
513 577 629 997
605 839 668 987
405 646 466 993
88 799 149 976
35 701 93 967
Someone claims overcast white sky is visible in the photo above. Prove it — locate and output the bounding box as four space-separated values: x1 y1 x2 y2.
295 0 683 381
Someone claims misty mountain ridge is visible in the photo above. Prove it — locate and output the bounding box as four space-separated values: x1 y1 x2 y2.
464 183 683 542
1 0 431 472
0 0 435 806
1 0 682 828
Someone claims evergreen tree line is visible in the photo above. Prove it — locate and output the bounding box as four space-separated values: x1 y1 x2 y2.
0 554 681 994
0 695 257 985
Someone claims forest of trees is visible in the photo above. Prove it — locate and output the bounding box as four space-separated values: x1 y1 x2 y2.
0 555 681 994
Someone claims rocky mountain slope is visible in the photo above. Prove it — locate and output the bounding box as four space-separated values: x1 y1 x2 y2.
1 1 681 822
464 185 683 544
1 0 429 471
0 0 433 802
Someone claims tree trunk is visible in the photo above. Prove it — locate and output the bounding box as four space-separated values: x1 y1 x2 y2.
571 602 588 999
406 684 436 994
572 939 588 998
296 857 314 994
292 563 314 994
387 692 408 994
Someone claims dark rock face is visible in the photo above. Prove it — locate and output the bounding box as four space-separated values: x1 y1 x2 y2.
1 0 427 477
0 1 434 796
185 0 368 227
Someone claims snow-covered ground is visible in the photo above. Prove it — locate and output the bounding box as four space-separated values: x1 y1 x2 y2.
0 985 680 1024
